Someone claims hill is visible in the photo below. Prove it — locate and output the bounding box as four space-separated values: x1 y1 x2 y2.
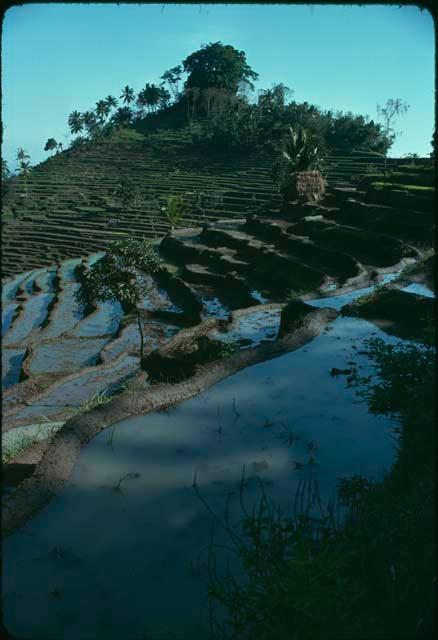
2 116 427 278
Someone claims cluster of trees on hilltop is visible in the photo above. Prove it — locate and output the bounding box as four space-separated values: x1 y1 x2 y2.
43 42 404 158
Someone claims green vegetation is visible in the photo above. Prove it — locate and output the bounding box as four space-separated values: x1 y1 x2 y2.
162 195 189 228
79 388 113 413
370 182 434 192
272 126 323 204
198 337 435 639
75 238 162 359
2 421 61 464
182 41 259 93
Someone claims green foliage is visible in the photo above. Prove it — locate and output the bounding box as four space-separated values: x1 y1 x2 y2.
327 112 388 154
114 178 139 208
162 195 188 228
370 181 434 192
80 388 113 413
272 126 322 199
44 138 58 154
68 110 83 135
75 238 161 312
161 65 183 99
282 126 321 172
182 41 258 93
120 85 135 105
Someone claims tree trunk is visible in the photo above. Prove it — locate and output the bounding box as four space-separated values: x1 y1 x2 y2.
137 311 145 359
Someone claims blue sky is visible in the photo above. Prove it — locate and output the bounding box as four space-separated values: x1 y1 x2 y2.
2 3 435 170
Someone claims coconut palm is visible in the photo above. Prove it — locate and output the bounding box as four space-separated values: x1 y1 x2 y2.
82 110 99 139
136 89 149 115
68 110 84 135
16 147 30 163
112 107 132 127
96 100 110 122
105 95 118 110
120 85 135 105
2 159 10 180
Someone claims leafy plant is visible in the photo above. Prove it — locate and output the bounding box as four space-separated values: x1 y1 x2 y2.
282 125 321 173
114 178 139 209
162 195 188 228
75 238 162 360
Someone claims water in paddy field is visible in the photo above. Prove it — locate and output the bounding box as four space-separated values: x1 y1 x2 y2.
211 308 282 347
401 282 435 298
87 252 105 266
28 337 112 375
306 270 403 310
201 295 230 320
2 294 55 346
3 311 408 639
2 304 19 336
40 283 84 339
6 353 140 424
2 348 26 390
71 300 123 338
1 270 34 302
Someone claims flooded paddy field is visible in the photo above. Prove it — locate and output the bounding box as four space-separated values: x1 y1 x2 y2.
2 308 407 639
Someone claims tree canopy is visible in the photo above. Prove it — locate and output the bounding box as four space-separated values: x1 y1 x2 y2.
182 42 258 93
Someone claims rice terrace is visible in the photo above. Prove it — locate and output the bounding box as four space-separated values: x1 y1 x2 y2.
1 4 436 639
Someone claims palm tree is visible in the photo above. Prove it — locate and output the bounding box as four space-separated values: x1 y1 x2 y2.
120 85 135 105
82 110 99 139
16 147 30 163
68 110 84 135
96 100 110 122
112 107 132 127
105 95 118 110
136 89 149 115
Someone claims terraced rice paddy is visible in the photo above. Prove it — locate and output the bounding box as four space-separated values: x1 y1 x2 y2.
1 134 434 639
2 121 413 278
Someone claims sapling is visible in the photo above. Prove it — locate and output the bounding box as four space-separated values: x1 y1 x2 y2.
75 238 162 361
377 98 410 176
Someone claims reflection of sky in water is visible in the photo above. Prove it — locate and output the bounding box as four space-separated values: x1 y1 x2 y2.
71 300 123 337
201 296 230 320
307 270 402 310
59 258 82 281
2 315 406 640
2 294 54 345
8 354 139 422
2 348 26 389
88 252 105 266
29 337 111 374
2 304 18 336
34 269 57 293
212 309 281 347
251 289 270 304
401 282 435 298
22 269 46 295
2 270 34 302
40 282 84 339
103 321 179 362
